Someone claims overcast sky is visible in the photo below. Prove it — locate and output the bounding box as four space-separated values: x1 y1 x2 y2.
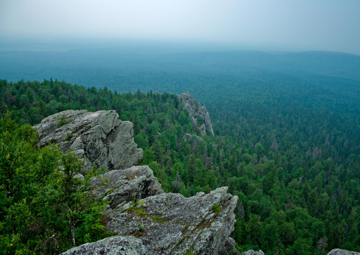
1 0 360 54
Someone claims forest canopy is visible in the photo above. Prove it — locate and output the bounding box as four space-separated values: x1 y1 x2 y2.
1 78 360 254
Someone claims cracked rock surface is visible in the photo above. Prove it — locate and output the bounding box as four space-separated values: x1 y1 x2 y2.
104 187 238 255
89 165 164 212
61 236 146 255
178 92 214 136
35 110 143 171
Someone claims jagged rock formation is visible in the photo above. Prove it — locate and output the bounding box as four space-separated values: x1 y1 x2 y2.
63 183 238 255
62 236 147 255
102 186 237 255
36 109 238 254
178 92 215 136
35 110 143 171
89 165 164 211
328 249 360 255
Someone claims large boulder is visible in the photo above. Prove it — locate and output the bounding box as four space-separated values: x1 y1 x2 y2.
328 249 360 255
35 110 143 171
61 236 146 255
103 187 238 254
89 165 164 212
178 92 214 136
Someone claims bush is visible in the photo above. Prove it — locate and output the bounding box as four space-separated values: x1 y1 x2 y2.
0 113 113 254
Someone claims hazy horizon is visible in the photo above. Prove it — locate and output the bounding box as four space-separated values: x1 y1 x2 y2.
1 0 360 55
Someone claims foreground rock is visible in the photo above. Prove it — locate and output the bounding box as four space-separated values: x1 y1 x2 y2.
35 110 143 171
178 92 214 136
328 249 360 255
61 236 146 255
90 165 164 212
104 187 238 254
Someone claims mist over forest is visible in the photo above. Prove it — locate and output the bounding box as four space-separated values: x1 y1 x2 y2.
1 42 360 254
1 0 360 254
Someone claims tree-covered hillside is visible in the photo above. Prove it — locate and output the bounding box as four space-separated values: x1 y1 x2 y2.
1 78 360 254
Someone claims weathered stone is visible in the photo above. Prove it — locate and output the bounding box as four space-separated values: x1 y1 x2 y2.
61 236 146 255
178 92 214 136
104 187 238 255
224 237 239 254
240 250 265 255
327 249 360 255
35 110 143 172
89 165 164 211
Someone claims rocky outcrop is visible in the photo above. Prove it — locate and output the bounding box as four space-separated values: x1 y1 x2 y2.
38 109 238 254
178 92 214 136
104 187 238 254
62 236 147 255
63 182 238 254
35 110 143 171
89 165 164 212
328 249 360 255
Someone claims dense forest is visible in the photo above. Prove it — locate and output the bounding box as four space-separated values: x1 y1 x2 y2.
1 77 360 254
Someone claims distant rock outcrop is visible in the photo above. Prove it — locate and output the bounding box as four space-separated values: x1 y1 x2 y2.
178 92 214 136
35 110 143 171
328 249 360 255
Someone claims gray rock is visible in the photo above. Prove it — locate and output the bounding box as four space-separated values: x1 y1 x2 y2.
224 237 239 254
61 235 146 255
240 250 265 255
35 110 143 172
183 133 192 141
328 249 360 255
104 187 238 255
89 165 164 211
178 92 214 136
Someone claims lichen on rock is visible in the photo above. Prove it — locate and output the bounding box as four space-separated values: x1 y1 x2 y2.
89 165 164 211
105 187 238 254
35 110 143 172
61 235 147 255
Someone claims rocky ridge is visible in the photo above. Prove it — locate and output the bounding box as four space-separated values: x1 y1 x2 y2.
35 110 143 171
36 110 238 254
64 166 239 255
178 92 214 136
